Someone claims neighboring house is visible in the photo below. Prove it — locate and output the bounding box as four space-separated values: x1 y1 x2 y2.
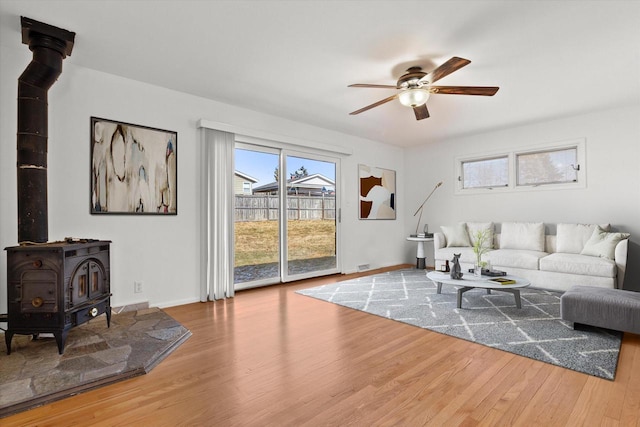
253 173 335 196
234 171 258 195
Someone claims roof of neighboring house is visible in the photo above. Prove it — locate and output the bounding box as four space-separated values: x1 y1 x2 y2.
253 173 335 193
235 170 258 183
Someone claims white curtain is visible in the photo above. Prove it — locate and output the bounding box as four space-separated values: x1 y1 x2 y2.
200 128 235 301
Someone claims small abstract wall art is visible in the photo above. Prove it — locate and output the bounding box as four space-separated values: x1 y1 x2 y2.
358 164 396 220
91 117 177 214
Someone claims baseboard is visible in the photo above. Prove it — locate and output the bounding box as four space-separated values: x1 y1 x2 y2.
344 263 413 275
156 297 200 309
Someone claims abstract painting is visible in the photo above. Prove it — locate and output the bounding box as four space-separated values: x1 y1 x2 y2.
91 117 177 214
358 164 395 220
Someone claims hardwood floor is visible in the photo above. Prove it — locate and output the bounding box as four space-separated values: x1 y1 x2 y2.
5 265 640 426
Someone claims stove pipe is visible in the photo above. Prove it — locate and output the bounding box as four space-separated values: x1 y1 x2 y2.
17 17 74 244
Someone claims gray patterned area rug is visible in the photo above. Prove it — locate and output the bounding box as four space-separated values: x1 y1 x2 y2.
297 269 622 380
0 307 191 418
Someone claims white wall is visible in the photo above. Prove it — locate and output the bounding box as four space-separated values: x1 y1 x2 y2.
403 104 640 291
0 44 407 312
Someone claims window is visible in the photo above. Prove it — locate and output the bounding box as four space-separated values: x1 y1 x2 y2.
242 181 251 194
516 147 578 186
456 139 585 194
461 156 508 189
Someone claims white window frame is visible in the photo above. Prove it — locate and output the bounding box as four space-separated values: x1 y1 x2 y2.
459 155 510 191
514 141 585 190
455 138 586 195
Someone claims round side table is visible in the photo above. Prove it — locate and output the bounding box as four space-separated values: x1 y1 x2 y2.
406 236 434 269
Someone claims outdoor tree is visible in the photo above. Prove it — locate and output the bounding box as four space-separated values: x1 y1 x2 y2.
291 166 308 179
274 166 309 181
518 152 564 185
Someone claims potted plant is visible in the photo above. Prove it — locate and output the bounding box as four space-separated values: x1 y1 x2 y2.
472 229 491 277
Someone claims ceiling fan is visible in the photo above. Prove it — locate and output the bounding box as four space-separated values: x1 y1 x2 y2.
348 57 499 120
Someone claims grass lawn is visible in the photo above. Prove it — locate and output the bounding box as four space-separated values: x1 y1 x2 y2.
234 219 336 267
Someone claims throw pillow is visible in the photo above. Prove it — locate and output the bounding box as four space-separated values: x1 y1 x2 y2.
556 223 611 254
466 222 494 249
441 223 472 247
500 222 545 251
580 226 630 260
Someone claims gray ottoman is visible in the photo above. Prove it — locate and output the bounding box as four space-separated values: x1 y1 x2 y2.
561 286 640 335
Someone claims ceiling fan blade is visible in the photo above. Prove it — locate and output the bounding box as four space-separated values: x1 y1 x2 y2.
349 94 398 115
427 57 471 83
413 104 430 120
348 83 397 89
430 86 499 96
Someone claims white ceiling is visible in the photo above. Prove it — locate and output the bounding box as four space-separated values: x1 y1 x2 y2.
1 0 639 147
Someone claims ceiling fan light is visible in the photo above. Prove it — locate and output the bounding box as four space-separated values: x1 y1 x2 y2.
398 88 430 107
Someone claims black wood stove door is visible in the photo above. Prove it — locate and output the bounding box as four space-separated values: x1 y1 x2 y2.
70 258 106 306
20 269 58 313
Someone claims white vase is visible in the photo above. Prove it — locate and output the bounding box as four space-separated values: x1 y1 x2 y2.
474 263 482 277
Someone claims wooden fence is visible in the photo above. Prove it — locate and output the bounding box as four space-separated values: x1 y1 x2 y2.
235 194 336 221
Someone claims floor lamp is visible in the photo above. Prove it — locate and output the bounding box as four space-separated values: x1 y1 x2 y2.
413 181 443 236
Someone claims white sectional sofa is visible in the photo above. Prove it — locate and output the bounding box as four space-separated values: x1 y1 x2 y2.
434 222 629 292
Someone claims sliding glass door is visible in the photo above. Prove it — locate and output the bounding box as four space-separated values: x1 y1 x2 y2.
234 146 281 288
234 144 339 289
284 153 337 281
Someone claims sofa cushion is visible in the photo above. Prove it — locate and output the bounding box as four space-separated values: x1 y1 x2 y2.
500 222 545 251
556 223 611 254
485 248 547 270
435 247 476 264
441 223 472 247
467 222 494 249
580 226 630 260
540 253 616 278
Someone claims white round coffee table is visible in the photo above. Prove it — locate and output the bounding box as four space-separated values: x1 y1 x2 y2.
426 271 531 309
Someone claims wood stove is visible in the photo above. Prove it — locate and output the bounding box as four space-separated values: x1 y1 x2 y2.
3 18 112 355
5 239 111 354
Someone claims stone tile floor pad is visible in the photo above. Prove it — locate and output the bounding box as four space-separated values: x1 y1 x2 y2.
0 307 191 418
